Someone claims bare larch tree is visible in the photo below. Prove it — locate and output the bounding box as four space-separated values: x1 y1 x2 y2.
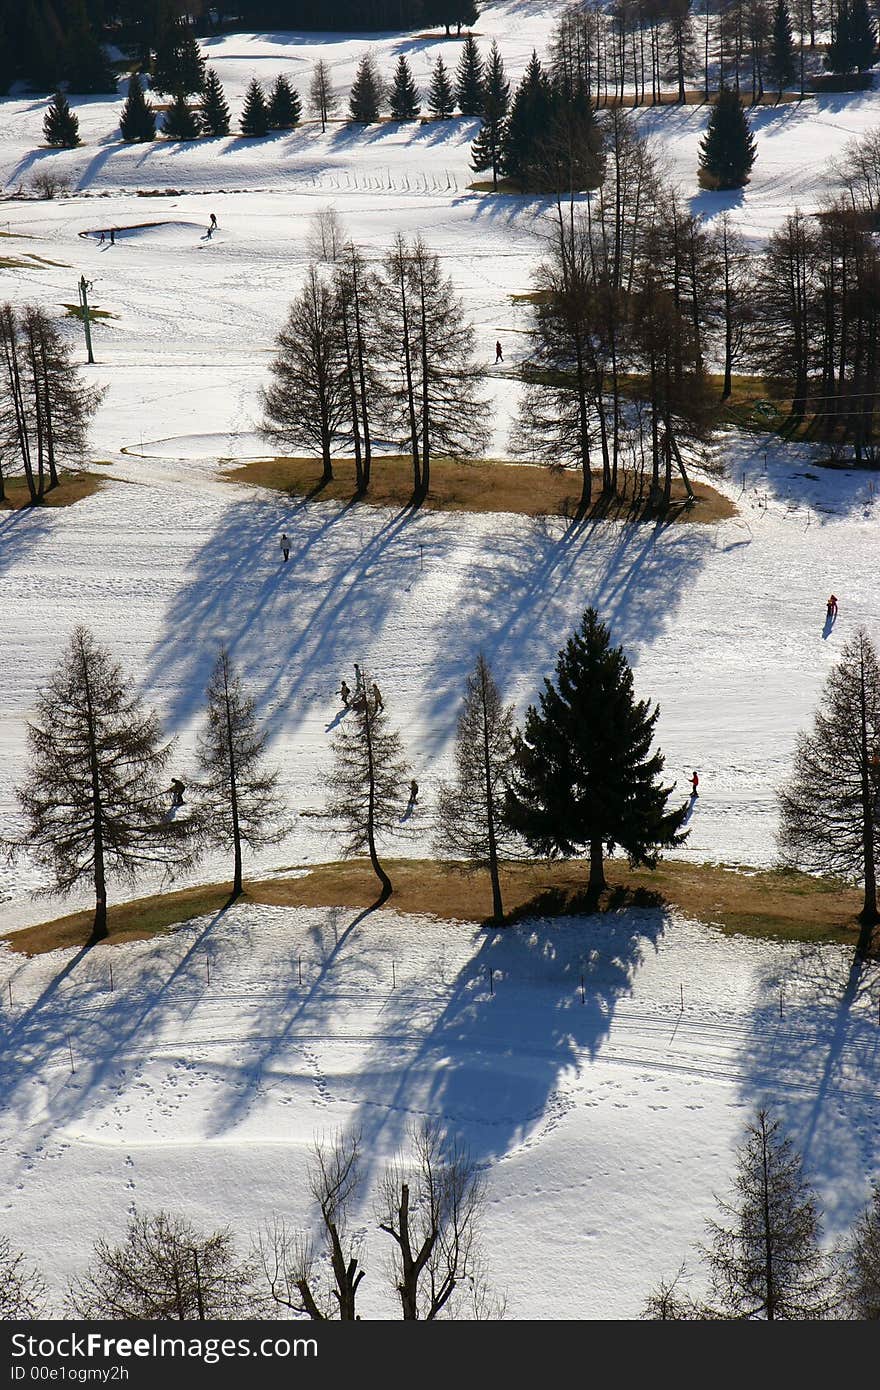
195 648 287 899
257 1130 365 1320
10 626 193 942
326 676 411 902
66 1211 262 1319
435 653 517 923
779 627 880 957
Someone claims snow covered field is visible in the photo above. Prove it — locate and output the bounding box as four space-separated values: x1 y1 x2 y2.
1 0 880 1320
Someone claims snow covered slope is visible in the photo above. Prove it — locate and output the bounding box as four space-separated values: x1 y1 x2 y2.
1 902 876 1318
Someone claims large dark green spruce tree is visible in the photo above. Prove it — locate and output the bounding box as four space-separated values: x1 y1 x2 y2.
455 32 485 115
348 52 384 123
698 87 757 189
163 91 199 140
389 54 421 120
428 54 456 118
471 39 510 189
500 50 554 190
119 72 156 143
199 68 231 136
505 609 689 898
43 90 80 148
239 78 270 137
268 74 301 130
768 0 796 98
826 0 877 71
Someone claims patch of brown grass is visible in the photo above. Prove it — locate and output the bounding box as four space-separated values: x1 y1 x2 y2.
0 470 105 512
7 858 872 958
227 454 734 525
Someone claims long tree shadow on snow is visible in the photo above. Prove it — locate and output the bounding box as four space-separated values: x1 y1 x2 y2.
0 903 238 1168
344 905 671 1181
418 510 715 754
142 494 452 739
735 942 880 1240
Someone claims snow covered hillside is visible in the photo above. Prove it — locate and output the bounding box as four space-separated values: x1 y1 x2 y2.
2 0 880 1321
1 903 877 1318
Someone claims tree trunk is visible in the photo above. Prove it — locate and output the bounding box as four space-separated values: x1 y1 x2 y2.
224 663 243 898
588 836 606 898
83 658 108 943
858 655 878 955
364 699 392 902
481 673 504 923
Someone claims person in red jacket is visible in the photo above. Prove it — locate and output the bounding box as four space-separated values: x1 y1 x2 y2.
826 594 838 621
689 771 699 798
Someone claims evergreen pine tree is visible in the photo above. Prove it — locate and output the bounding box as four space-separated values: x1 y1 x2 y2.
849 0 878 70
239 78 269 137
470 39 510 189
500 50 555 190
267 73 302 130
43 90 80 149
768 0 797 97
64 0 117 95
199 68 230 136
176 27 206 95
163 90 199 140
428 55 456 118
119 71 156 143
389 54 421 120
151 19 182 96
348 52 384 123
825 0 876 71
455 32 485 115
152 18 205 96
698 86 757 189
505 608 689 898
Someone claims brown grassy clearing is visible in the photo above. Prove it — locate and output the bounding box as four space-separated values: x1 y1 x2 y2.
5 857 871 957
227 454 734 524
0 470 105 511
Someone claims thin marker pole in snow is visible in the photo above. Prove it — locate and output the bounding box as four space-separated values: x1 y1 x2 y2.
487 966 494 996
679 982 684 1011
109 960 113 992
779 984 784 1018
205 954 211 985
7 980 12 1007
391 960 396 989
419 544 424 570
298 954 302 986
67 1034 75 1073
580 975 586 1004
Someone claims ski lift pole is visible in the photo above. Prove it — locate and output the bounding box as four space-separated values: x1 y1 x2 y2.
78 275 95 364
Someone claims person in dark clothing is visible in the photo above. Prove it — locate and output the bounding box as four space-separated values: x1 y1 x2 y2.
408 778 419 805
371 682 384 711
280 533 290 562
109 227 115 245
209 212 218 230
168 778 186 808
826 594 838 621
689 771 699 798
339 680 351 708
495 339 503 363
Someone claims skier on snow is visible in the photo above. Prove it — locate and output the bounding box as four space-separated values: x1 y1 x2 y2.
689 771 699 798
339 680 351 708
280 533 290 562
826 594 838 621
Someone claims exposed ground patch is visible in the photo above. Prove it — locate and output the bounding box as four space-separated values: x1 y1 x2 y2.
6 857 870 956
227 454 735 523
